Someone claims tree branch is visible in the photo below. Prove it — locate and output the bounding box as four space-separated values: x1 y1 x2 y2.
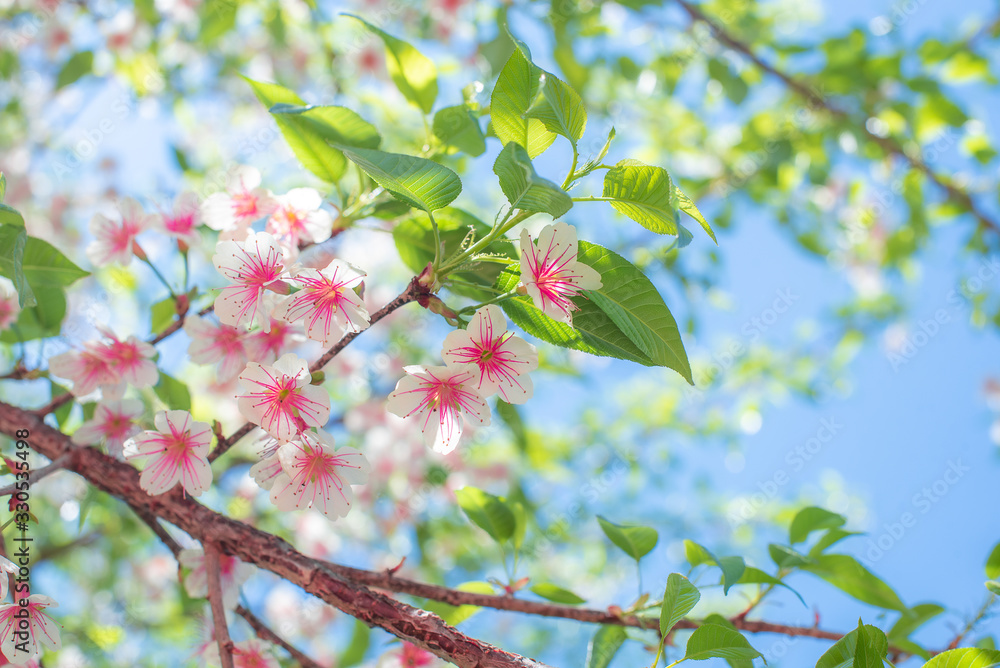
205 542 236 668
0 453 74 496
234 605 324 668
673 0 1000 236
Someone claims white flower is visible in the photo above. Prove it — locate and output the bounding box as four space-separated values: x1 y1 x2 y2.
0 277 21 331
270 431 370 520
236 353 330 442
519 222 602 324
86 197 155 266
125 410 213 496
212 231 286 331
70 399 144 459
265 187 333 260
274 260 370 346
178 548 255 609
0 594 60 665
201 166 277 239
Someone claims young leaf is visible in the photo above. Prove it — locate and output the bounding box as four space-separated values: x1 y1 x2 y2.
347 15 438 113
495 241 692 381
530 583 586 605
245 78 354 182
495 399 529 452
684 541 746 595
153 373 191 411
815 622 888 668
491 41 556 158
986 540 1000 579
0 232 88 293
56 50 94 89
921 648 1000 668
597 515 658 561
684 624 764 662
493 142 573 218
586 625 627 668
0 225 33 308
790 507 847 545
0 202 24 228
888 603 944 640
339 619 370 668
603 160 680 235
737 567 806 606
337 146 461 212
150 296 178 334
0 288 66 343
660 573 701 635
524 71 587 145
269 104 381 150
802 554 907 611
769 543 814 569
455 487 515 543
433 105 486 156
672 184 717 243
809 529 861 557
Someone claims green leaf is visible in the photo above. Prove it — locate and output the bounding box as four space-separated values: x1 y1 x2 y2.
50 382 73 428
455 487 515 543
815 622 888 668
531 583 586 605
586 625 627 668
987 581 1000 596
0 203 24 228
684 624 764 662
986 541 1000 579
393 208 514 300
337 146 461 212
922 648 1000 668
700 615 755 668
339 619 370 668
0 225 33 308
510 501 527 551
672 184 717 243
737 567 806 606
495 399 528 452
493 142 572 218
889 603 944 640
660 573 701 635
495 241 692 380
270 103 381 149
491 40 556 158
790 507 847 545
433 105 486 156
423 581 493 626
0 173 6 201
55 51 93 90
199 0 239 43
802 554 906 611
683 541 745 595
597 516 658 561
809 529 861 557
685 540 716 567
346 15 437 113
150 297 177 334
578 127 617 176
153 373 190 411
0 284 65 343
524 71 587 145
769 543 814 569
603 160 682 236
245 78 362 183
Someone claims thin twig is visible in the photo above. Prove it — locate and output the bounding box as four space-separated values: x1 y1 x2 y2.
205 542 235 668
0 453 74 496
235 605 324 668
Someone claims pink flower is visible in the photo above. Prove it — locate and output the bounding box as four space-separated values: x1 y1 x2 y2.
48 345 116 398
202 166 277 239
274 260 370 346
155 191 201 246
212 231 287 331
386 364 490 454
178 548 255 609
249 437 283 490
519 222 602 325
237 353 330 441
0 278 21 331
270 431 370 519
244 315 305 365
98 327 159 391
204 638 281 668
125 410 213 496
183 316 249 383
0 594 61 665
265 188 333 259
86 197 154 266
0 556 15 601
70 398 144 459
441 304 538 404
377 643 440 668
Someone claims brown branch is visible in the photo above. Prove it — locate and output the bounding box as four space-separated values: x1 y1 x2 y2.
208 277 424 463
0 453 74 496
205 542 236 668
235 605 324 668
673 0 1000 236
0 400 548 668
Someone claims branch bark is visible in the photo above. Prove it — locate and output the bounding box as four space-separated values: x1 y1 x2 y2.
235 605 325 668
205 542 236 668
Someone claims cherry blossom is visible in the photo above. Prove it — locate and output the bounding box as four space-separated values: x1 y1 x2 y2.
183 316 249 383
70 399 144 459
377 642 441 668
125 410 213 496
265 188 333 259
98 327 159 392
202 166 277 240
0 595 60 665
441 304 538 404
178 548 255 609
0 278 20 331
155 191 201 247
48 345 116 398
270 430 370 519
86 197 154 266
244 315 305 365
212 231 287 331
274 260 370 346
386 364 490 454
0 556 15 600
249 437 283 491
237 353 330 441
519 222 602 324
204 638 281 668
